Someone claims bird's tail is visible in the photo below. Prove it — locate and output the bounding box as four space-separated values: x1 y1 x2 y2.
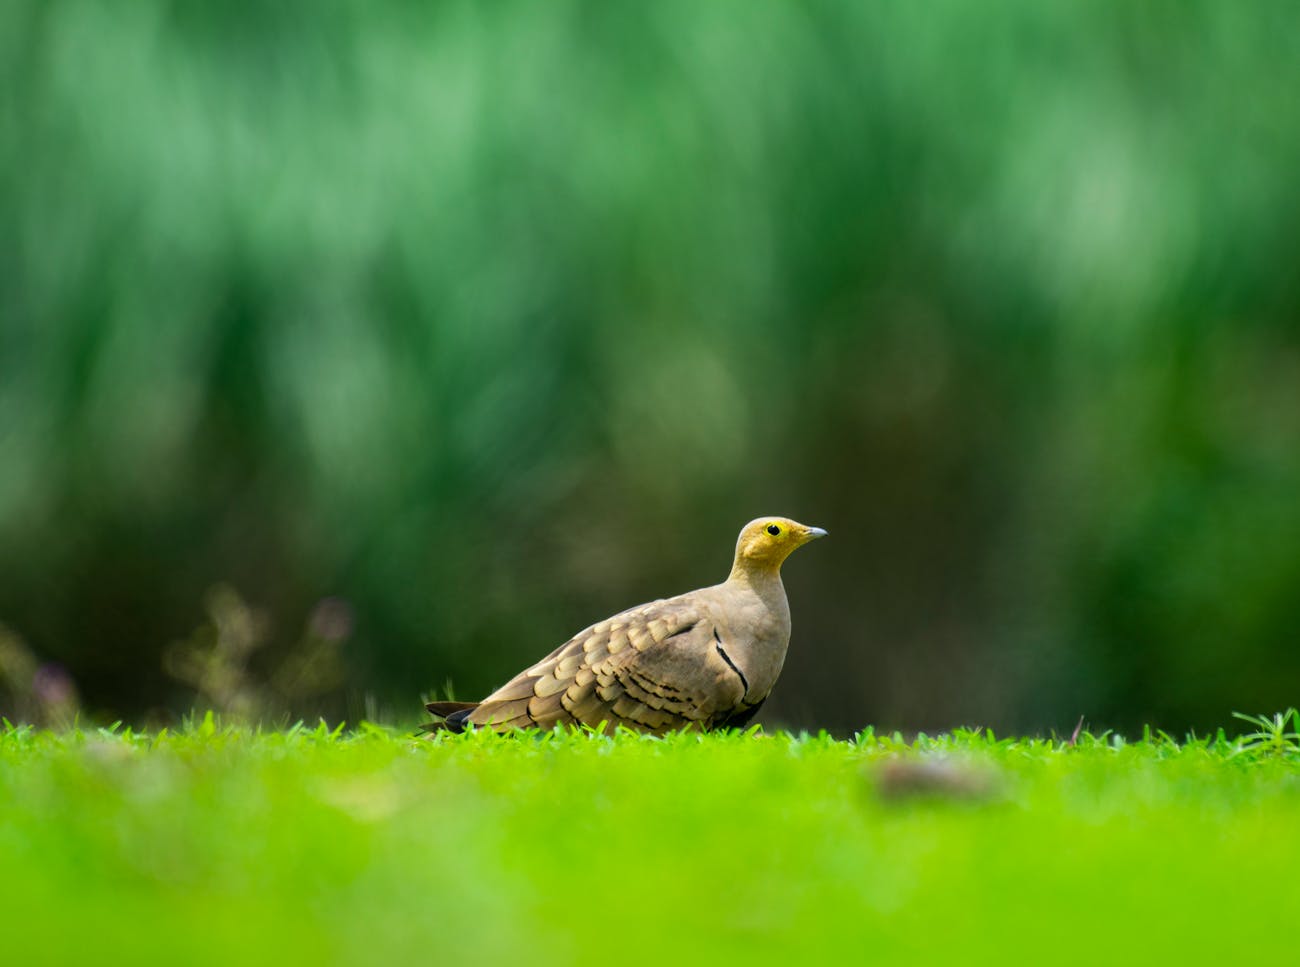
421 701 479 734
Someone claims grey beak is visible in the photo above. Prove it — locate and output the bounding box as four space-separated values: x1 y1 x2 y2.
806 527 828 539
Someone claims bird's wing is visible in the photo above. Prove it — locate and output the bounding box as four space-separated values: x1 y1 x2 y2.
467 595 747 734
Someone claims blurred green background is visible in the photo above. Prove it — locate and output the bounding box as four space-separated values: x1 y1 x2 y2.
2 0 1298 734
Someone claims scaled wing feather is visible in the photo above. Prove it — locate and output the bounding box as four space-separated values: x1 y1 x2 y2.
466 597 744 734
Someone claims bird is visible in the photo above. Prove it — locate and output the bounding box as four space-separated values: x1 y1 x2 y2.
424 516 826 734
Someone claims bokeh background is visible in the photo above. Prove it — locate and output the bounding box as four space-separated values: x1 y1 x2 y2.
3 1 1298 734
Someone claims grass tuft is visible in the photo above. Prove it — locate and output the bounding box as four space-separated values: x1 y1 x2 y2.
1231 708 1300 758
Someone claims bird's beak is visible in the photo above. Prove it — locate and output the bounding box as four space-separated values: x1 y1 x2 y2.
803 526 828 541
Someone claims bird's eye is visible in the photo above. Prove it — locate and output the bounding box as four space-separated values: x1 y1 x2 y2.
767 524 781 536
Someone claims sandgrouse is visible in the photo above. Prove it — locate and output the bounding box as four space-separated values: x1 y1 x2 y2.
424 517 826 734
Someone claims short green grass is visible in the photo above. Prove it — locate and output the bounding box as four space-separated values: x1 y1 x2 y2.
2 715 1299 966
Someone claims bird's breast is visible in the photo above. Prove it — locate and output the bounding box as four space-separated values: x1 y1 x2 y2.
708 585 790 702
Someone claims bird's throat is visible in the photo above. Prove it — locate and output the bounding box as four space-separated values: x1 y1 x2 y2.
726 560 785 595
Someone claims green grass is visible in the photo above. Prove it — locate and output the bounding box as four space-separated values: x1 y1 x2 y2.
2 716 1299 965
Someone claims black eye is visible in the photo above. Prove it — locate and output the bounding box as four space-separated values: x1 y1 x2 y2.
767 524 781 536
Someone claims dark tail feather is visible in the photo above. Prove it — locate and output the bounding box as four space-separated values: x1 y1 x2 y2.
422 701 479 734
425 701 478 717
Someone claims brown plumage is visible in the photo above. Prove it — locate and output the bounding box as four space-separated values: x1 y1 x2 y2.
423 517 826 735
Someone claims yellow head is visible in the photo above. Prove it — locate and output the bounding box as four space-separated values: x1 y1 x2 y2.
730 516 828 577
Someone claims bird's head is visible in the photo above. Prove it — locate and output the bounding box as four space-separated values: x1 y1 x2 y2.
730 516 827 578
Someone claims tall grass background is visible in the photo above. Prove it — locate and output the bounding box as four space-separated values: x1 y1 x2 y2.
2 1 1298 731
